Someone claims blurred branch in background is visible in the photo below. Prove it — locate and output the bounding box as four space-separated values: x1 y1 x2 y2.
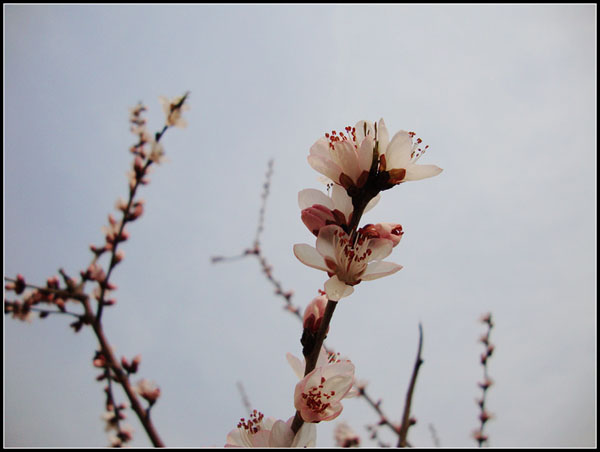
5 93 190 448
474 312 495 447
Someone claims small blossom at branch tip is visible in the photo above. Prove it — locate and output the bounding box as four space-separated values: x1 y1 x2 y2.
334 421 361 447
158 93 190 129
135 379 161 404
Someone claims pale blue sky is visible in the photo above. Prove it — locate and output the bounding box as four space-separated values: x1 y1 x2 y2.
4 4 596 447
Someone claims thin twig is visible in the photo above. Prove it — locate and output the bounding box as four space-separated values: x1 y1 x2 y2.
236 381 253 416
397 323 424 447
475 313 494 447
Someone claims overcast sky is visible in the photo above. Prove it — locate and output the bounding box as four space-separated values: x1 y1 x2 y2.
4 4 596 448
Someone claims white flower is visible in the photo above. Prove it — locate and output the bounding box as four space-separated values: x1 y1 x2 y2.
308 126 374 190
364 118 443 184
225 411 316 447
307 119 442 189
293 225 403 301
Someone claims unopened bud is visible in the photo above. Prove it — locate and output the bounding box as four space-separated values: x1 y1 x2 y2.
303 295 328 333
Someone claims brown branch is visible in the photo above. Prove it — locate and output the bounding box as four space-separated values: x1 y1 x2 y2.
475 313 494 447
88 299 164 447
5 95 191 447
397 323 424 447
290 298 338 434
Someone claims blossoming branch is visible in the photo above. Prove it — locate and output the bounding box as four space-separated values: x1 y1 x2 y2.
5 92 190 447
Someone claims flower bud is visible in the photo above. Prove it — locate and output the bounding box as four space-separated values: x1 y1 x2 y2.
303 295 328 333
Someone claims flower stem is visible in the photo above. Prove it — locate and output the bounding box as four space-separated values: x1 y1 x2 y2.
397 323 424 447
291 298 338 434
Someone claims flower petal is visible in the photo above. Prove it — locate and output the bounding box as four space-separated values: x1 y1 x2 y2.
286 352 305 379
330 184 353 219
355 120 375 141
357 135 374 173
268 420 294 447
361 261 403 281
365 238 394 262
309 137 331 159
307 155 341 183
293 244 328 272
364 193 381 214
376 118 390 155
298 188 334 210
404 164 443 181
291 423 317 447
324 275 354 301
331 140 361 182
385 130 414 169
315 225 343 262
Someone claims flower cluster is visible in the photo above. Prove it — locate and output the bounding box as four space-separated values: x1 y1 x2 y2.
294 119 442 301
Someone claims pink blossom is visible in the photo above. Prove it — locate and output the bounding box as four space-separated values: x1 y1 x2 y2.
287 347 361 399
294 359 355 423
293 225 403 301
303 294 328 333
298 185 380 237
307 125 374 189
135 379 160 404
359 223 404 247
286 347 333 380
225 411 316 447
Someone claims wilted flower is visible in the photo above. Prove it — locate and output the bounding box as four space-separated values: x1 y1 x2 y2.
293 225 403 301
